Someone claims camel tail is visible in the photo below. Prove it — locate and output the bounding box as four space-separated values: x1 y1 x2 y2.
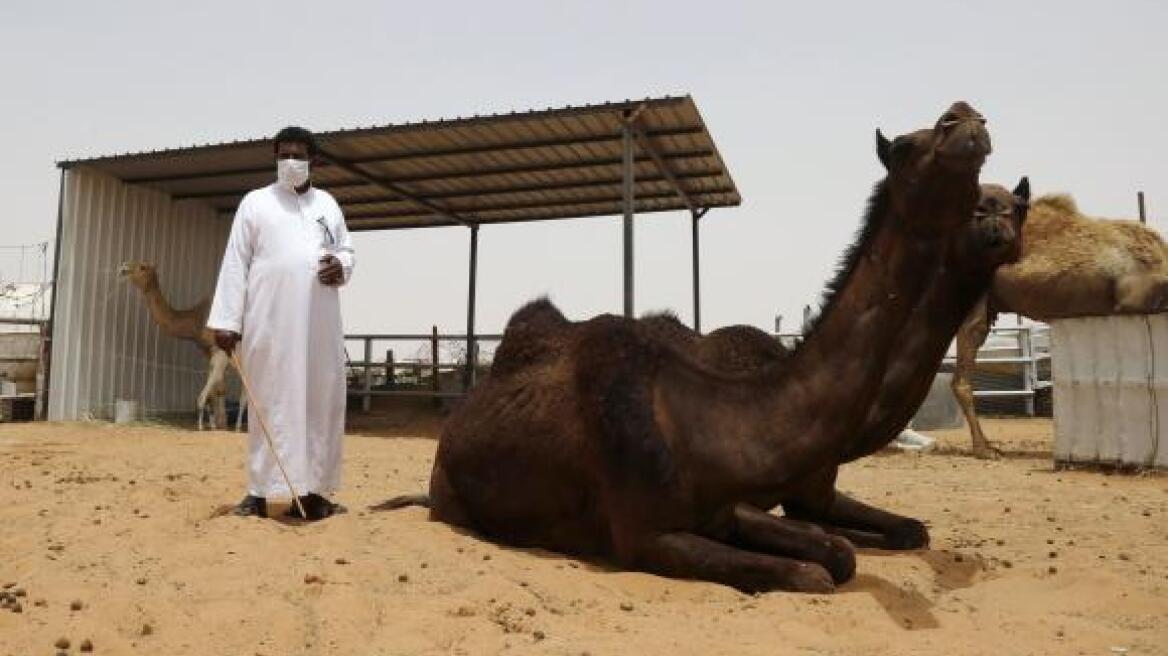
369 493 431 511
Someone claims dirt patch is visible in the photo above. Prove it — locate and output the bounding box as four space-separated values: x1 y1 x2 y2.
0 419 1165 655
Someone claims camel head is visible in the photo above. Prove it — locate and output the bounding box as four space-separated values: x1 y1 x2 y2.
953 177 1030 273
119 261 159 293
876 101 992 235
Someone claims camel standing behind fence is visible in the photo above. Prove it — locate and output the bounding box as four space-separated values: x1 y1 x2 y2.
120 261 245 430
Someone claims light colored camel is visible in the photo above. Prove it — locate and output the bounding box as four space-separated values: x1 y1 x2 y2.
953 194 1168 457
119 261 245 430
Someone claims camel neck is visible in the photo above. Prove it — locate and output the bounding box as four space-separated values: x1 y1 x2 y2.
725 182 976 487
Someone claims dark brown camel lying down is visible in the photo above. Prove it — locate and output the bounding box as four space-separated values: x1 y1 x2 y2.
376 102 993 593
644 180 1028 550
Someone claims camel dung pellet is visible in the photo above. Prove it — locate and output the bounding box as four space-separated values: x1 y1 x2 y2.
420 562 428 569
55 637 71 649
398 574 409 583
334 558 349 565
1048 551 1058 558
1119 553 1131 561
136 576 148 585
70 599 83 610
1049 566 1058 574
482 554 491 561
1002 560 1013 569
532 630 546 641
524 607 536 616
80 638 94 652
303 574 322 584
1056 629 1065 638
954 554 964 563
34 598 46 607
620 602 634 611
10 602 21 613
140 623 153 636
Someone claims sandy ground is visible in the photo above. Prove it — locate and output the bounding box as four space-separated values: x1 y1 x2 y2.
1 418 1166 656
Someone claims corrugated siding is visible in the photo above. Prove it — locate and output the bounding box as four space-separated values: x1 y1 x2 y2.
49 168 231 420
1052 316 1168 468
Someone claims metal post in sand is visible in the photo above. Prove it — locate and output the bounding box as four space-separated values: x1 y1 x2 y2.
230 351 307 520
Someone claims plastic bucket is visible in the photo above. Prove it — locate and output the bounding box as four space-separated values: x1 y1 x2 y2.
114 399 139 424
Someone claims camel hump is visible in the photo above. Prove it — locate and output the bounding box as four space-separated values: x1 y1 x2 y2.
492 298 572 378
1032 193 1079 216
640 311 697 346
504 297 568 333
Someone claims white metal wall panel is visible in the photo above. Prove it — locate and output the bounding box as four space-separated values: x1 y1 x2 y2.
48 168 231 421
1052 315 1168 468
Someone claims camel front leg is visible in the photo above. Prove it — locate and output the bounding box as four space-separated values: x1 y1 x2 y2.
802 492 928 550
779 467 927 551
629 531 836 594
235 393 247 432
952 296 1000 459
726 503 856 583
203 349 231 431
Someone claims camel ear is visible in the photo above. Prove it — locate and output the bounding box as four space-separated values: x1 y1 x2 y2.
1013 176 1030 203
876 129 892 169
1013 176 1031 224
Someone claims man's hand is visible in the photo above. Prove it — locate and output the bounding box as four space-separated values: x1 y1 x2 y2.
317 255 344 286
214 330 241 354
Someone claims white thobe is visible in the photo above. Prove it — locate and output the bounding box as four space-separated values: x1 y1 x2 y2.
207 183 354 498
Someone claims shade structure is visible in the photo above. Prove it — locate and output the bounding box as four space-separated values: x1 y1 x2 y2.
59 95 740 232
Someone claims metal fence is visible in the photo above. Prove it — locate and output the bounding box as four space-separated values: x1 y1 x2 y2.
780 323 1052 416
343 331 503 410
943 324 1052 415
345 323 1053 416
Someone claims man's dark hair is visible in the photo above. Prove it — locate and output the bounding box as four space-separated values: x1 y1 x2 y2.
273 126 317 156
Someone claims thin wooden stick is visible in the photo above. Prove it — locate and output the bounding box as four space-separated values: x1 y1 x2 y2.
230 350 307 520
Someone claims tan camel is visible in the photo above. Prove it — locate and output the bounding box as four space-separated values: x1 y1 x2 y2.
952 194 1168 457
119 261 245 430
375 102 992 593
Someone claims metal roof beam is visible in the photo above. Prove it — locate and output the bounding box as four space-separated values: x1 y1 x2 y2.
313 148 475 227
122 127 705 185
169 149 715 202
333 169 725 210
630 119 700 217
344 200 730 231
344 186 737 220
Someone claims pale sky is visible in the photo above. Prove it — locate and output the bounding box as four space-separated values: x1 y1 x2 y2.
2 0 1165 338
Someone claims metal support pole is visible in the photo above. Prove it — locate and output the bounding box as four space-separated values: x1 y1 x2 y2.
41 167 67 420
431 325 440 404
622 118 635 317
1138 191 1146 223
465 224 479 391
1020 326 1036 416
691 210 702 333
362 337 373 413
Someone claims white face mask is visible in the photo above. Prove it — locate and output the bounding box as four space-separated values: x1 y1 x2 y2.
277 158 311 190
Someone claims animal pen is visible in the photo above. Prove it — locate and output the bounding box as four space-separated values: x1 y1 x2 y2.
44 95 742 421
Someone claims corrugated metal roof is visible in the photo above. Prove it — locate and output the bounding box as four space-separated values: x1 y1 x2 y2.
59 95 741 231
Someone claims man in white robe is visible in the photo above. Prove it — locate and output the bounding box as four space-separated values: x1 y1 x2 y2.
207 126 355 521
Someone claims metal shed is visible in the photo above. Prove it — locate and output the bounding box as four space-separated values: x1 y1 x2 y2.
48 95 741 421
